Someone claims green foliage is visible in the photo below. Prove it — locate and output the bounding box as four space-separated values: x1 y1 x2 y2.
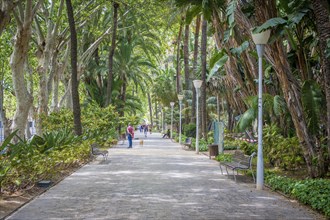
183 123 196 137
1 103 124 193
43 104 120 143
265 174 296 194
226 0 237 28
253 17 287 33
0 138 92 193
230 41 249 56
301 80 324 135
239 142 257 156
40 128 80 153
236 94 288 132
41 109 74 132
266 174 330 217
215 153 232 162
237 108 255 132
263 124 304 170
199 138 208 152
223 139 241 150
291 179 330 217
0 130 19 191
207 50 228 81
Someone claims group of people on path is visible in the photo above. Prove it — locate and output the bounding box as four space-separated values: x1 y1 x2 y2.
126 123 171 148
139 124 151 137
126 123 151 148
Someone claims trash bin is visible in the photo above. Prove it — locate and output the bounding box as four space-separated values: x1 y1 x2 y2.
208 144 218 159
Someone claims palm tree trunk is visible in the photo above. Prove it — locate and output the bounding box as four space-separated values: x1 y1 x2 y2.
148 92 153 128
201 17 207 139
176 18 183 94
65 0 82 136
118 79 127 135
191 15 201 123
106 2 119 106
183 22 190 125
183 23 190 91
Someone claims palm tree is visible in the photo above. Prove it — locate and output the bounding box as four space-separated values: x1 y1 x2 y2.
191 15 201 123
200 16 207 139
106 1 119 106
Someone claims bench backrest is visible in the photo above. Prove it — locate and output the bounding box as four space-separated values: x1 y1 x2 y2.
233 151 255 167
91 143 100 153
185 137 192 144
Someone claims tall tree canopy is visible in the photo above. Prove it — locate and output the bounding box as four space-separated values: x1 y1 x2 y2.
0 0 329 177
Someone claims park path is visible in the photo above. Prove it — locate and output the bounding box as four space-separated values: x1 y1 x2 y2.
5 131 323 220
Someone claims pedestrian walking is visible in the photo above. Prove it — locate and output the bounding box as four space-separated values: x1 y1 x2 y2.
144 125 148 137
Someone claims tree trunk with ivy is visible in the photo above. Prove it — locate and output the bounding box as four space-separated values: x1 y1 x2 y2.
254 0 327 177
310 0 330 172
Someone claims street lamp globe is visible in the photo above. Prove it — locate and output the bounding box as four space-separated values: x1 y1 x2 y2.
252 30 271 45
193 80 203 89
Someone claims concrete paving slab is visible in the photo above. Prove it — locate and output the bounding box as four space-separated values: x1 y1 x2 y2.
5 132 324 220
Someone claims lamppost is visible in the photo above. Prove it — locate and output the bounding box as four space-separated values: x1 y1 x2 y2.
252 29 270 190
193 80 203 154
160 105 163 134
164 107 168 132
170 102 175 139
177 94 184 144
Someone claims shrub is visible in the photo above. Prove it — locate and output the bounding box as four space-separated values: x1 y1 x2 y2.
183 123 196 137
199 138 208 152
291 179 330 217
42 103 120 143
0 138 91 193
216 153 232 162
239 142 257 155
265 174 330 217
263 124 304 170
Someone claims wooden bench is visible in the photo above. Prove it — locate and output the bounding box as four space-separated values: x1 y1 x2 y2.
183 137 192 149
219 151 256 182
91 143 109 160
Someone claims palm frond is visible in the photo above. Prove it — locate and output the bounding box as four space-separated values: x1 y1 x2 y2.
237 108 256 132
302 80 324 134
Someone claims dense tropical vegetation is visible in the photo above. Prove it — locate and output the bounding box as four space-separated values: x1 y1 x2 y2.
0 0 329 217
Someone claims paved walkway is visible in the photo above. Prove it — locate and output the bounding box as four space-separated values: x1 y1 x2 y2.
6 132 323 220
